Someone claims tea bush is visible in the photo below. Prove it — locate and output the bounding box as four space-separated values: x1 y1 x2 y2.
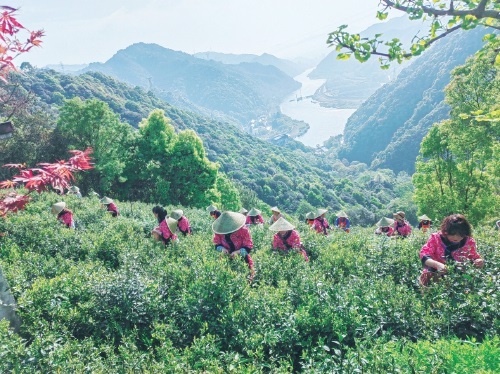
0 192 498 372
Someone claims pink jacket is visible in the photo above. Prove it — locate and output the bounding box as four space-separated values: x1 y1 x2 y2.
177 216 192 235
273 230 302 251
420 232 481 267
107 202 119 216
393 220 412 237
375 226 394 236
58 210 74 228
213 226 253 253
246 215 264 225
312 217 330 235
156 219 178 242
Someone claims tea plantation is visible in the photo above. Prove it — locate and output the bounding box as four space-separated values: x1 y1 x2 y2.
0 192 499 372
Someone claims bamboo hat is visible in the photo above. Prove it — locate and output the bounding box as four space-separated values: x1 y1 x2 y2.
51 202 66 214
393 211 405 221
68 186 80 193
305 212 315 220
206 205 218 213
314 208 328 219
269 217 294 232
212 211 246 235
171 209 183 221
239 208 248 214
270 206 280 213
100 196 113 204
247 208 261 217
418 214 431 221
166 217 178 233
337 211 348 218
376 217 394 227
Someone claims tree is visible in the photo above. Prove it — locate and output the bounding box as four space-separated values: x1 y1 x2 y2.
0 148 93 216
0 6 43 81
56 98 134 194
413 42 500 224
327 0 500 68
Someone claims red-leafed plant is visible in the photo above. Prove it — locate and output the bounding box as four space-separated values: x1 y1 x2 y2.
0 148 93 216
0 5 44 82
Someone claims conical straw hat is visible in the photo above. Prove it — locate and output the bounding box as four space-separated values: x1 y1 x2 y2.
68 186 80 193
393 211 405 220
305 212 315 220
166 217 178 233
212 211 246 234
418 214 431 221
269 217 295 232
171 209 183 220
337 211 348 218
206 205 218 213
100 196 113 204
51 201 66 214
270 206 280 213
376 217 394 227
314 208 328 219
247 208 261 217
239 208 248 214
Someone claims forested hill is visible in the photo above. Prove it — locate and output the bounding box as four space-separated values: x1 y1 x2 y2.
79 43 300 125
6 68 413 224
336 27 489 174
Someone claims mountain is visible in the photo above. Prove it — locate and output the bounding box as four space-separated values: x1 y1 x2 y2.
309 16 429 108
193 52 305 78
80 43 300 125
9 68 412 224
336 27 489 173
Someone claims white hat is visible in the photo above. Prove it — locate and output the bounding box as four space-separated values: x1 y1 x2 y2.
418 214 431 221
166 217 178 233
314 208 328 219
270 206 280 213
239 208 248 214
68 186 80 193
376 217 394 227
212 211 246 235
269 217 294 232
51 202 66 214
100 196 113 204
206 205 218 213
247 208 261 217
171 209 183 220
305 212 315 220
337 211 348 218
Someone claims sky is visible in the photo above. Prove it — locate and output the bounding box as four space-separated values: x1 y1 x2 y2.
13 0 383 67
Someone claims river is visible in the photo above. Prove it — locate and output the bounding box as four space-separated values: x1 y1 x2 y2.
280 68 356 148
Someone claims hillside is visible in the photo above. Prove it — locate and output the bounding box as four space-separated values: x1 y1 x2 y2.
309 16 426 108
193 51 305 77
80 43 300 125
336 27 489 173
6 68 414 224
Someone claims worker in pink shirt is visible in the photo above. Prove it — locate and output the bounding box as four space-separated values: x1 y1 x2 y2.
246 208 264 225
151 205 178 246
311 208 330 235
392 211 412 237
171 209 192 236
51 202 75 229
100 196 119 217
269 217 309 261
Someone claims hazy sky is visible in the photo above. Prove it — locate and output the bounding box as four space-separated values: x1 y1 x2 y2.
14 0 383 67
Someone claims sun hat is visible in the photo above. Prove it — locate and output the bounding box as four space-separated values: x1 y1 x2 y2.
270 206 280 213
206 205 218 213
269 217 295 232
247 208 261 217
100 196 113 204
393 211 405 221
337 211 348 218
51 202 66 214
166 217 178 233
418 214 431 221
305 212 315 220
376 217 394 227
239 208 248 214
212 211 246 235
68 186 80 193
314 208 328 219
171 209 183 221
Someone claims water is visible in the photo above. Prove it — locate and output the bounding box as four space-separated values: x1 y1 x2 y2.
280 68 356 147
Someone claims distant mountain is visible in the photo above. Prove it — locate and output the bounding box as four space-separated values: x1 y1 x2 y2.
193 51 305 78
44 64 89 74
80 43 300 125
336 27 489 173
309 16 429 108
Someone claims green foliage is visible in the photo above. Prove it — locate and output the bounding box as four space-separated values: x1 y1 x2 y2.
413 42 500 224
0 192 499 371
